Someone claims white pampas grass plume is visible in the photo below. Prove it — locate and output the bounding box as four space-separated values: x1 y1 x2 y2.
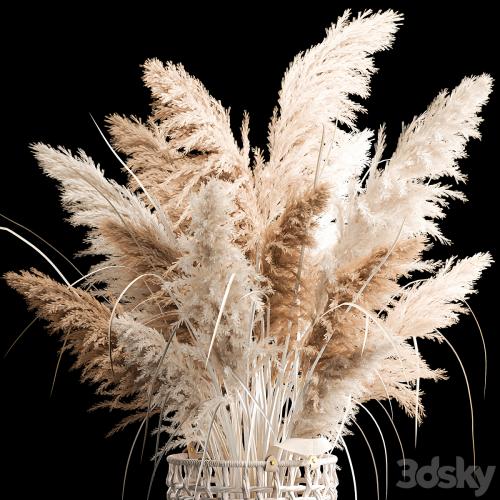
331 74 493 270
31 144 175 243
386 252 493 340
176 179 264 372
260 10 402 226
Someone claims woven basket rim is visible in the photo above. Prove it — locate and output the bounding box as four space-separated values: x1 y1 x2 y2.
166 452 338 468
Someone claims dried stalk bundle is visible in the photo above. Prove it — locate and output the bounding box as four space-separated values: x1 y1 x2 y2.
3 9 493 478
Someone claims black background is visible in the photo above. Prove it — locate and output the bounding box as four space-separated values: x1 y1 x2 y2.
0 2 498 499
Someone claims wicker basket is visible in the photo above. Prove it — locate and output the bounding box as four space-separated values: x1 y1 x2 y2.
166 452 338 499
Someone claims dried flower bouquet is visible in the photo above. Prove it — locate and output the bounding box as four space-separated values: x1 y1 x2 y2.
2 9 493 496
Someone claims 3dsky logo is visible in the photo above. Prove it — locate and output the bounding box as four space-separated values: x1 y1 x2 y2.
397 457 495 497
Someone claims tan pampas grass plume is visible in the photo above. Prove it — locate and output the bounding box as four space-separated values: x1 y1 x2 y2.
2 8 493 498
